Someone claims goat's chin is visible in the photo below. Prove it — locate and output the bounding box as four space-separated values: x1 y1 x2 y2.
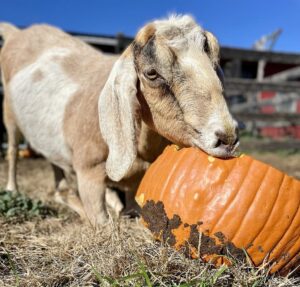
192 141 238 159
161 134 237 159
204 147 236 159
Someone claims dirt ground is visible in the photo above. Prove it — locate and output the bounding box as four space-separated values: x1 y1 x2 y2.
0 151 299 286
0 158 56 202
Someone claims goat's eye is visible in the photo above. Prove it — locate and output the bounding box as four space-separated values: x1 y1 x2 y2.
144 68 158 80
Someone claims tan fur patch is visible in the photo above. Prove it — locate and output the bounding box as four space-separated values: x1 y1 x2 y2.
31 69 44 82
62 56 114 170
0 25 91 83
121 45 132 58
135 24 156 46
204 31 220 66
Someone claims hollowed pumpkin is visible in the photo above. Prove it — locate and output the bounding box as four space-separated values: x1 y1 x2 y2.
136 145 300 274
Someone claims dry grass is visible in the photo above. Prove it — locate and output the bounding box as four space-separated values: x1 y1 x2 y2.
0 152 299 287
0 215 299 287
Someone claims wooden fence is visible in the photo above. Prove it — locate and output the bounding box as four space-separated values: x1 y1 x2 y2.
225 78 300 151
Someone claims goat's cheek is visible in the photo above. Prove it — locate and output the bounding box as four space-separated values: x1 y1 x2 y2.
140 80 156 97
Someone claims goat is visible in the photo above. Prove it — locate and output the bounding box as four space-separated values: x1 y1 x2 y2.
0 15 239 227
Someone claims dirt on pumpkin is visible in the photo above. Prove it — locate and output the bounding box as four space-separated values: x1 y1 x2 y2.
141 199 247 263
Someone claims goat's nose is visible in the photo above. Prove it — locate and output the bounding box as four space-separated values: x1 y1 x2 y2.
214 130 239 148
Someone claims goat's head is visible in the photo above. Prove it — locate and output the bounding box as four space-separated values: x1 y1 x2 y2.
99 15 239 181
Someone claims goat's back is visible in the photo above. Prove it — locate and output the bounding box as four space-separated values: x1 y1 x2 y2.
1 24 117 171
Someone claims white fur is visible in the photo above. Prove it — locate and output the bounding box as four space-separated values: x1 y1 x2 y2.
105 188 124 216
98 55 139 182
9 48 78 171
154 15 205 51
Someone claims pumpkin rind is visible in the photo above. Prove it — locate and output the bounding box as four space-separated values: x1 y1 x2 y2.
136 145 300 273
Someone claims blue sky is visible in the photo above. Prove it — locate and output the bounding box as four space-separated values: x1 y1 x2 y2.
0 0 299 52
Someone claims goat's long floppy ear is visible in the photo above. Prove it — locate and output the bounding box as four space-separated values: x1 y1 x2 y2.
204 31 220 67
98 48 139 182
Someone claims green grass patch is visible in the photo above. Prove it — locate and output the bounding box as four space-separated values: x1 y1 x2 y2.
0 190 56 220
92 262 229 287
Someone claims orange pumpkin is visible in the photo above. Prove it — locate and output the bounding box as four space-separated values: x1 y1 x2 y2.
136 145 300 274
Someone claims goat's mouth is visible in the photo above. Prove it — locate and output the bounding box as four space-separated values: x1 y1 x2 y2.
192 138 240 159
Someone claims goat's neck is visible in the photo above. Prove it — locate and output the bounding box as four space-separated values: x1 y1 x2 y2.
137 122 170 163
135 81 170 162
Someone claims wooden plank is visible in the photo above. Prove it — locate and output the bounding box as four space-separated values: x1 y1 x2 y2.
240 140 300 151
230 93 299 112
221 47 300 65
225 78 300 93
234 112 300 121
265 66 300 81
75 35 118 46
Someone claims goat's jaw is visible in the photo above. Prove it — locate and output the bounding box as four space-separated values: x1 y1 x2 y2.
192 138 240 158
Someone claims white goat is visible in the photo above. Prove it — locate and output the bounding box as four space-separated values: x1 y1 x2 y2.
0 15 239 227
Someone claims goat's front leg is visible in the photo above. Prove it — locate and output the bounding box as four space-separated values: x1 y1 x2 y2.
5 126 19 192
52 164 88 220
124 158 150 215
109 157 150 217
3 98 20 192
76 163 108 227
105 187 124 217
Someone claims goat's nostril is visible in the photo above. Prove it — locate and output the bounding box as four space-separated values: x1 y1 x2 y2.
214 139 222 148
214 130 239 148
214 131 230 147
233 136 239 146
